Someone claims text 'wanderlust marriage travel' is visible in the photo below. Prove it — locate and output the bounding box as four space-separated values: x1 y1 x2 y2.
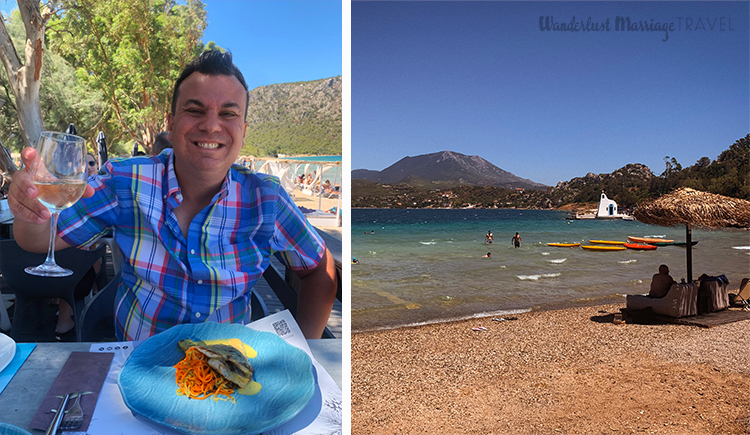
539 16 735 42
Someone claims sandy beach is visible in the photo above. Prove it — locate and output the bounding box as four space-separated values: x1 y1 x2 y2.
352 301 750 434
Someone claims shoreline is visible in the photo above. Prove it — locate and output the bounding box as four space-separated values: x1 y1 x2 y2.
352 301 750 434
352 292 630 333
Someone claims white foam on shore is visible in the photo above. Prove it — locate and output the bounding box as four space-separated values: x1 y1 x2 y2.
355 308 533 332
619 259 637 264
517 273 561 280
732 246 750 250
541 252 550 256
547 258 567 264
420 241 436 245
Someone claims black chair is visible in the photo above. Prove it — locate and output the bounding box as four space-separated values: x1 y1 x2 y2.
0 239 108 341
78 271 120 342
251 289 269 321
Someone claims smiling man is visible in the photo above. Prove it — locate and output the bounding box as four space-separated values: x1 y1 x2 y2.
9 51 338 340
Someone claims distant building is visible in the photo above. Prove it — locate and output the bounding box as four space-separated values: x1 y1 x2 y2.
597 191 619 217
573 191 633 220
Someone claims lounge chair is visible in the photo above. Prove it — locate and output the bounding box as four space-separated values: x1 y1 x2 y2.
626 282 698 318
729 278 750 310
697 274 730 314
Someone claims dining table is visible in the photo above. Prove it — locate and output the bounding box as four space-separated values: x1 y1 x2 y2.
0 323 342 434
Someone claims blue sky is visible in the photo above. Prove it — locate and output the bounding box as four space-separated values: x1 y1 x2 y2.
0 0 342 90
352 1 749 186
202 0 341 89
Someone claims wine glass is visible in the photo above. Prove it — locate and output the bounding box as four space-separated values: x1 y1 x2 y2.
25 131 87 277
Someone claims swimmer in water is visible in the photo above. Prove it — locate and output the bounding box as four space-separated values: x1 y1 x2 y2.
512 232 522 248
483 252 492 258
485 230 494 244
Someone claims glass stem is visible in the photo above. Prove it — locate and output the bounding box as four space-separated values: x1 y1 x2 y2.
44 211 60 265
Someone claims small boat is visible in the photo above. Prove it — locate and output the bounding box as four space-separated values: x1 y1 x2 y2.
589 240 625 245
624 243 657 251
628 236 674 244
649 241 699 247
581 245 626 251
547 243 581 247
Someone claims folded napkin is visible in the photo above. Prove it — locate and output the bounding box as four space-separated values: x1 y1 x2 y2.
30 351 114 432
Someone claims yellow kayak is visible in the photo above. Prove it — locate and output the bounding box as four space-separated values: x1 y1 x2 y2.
589 240 625 245
547 243 581 247
581 245 626 251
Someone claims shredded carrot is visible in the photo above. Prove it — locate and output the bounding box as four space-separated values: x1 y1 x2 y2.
174 346 236 403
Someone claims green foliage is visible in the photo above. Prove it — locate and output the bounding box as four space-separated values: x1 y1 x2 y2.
0 9 105 153
655 134 749 199
242 77 342 157
353 135 750 209
48 0 207 152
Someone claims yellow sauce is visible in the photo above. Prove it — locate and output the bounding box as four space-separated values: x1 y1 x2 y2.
201 338 262 395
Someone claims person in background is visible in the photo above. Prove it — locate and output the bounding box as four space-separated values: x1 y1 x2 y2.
8 50 337 340
152 131 173 155
649 264 676 298
512 232 523 248
86 152 99 177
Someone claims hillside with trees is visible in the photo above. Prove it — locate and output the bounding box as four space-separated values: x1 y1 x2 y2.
0 1 340 161
242 76 342 157
352 135 750 210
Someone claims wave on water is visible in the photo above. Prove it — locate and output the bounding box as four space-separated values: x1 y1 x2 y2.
353 308 533 333
547 258 567 264
541 252 550 256
517 273 561 280
619 259 637 264
420 241 437 245
732 246 750 250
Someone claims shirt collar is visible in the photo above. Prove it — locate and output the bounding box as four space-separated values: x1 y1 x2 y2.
164 151 233 206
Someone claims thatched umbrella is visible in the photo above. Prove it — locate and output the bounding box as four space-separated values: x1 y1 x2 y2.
634 187 750 282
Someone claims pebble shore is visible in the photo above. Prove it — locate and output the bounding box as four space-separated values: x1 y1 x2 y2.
352 302 750 434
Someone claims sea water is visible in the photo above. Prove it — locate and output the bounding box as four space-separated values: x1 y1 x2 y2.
351 208 750 331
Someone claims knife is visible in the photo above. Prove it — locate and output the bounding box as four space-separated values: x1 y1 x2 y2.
45 393 70 435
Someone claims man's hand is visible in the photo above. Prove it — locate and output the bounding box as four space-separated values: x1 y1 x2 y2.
295 248 338 339
7 147 94 252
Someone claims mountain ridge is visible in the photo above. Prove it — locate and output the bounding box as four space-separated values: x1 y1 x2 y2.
242 76 342 157
352 150 547 190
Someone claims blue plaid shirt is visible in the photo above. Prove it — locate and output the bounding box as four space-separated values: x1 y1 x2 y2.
58 151 325 340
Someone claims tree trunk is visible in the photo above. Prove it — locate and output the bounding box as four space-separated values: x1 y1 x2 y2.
0 0 58 148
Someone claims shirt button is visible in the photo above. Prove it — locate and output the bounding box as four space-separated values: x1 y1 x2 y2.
197 280 203 284
191 249 196 255
176 194 182 201
195 312 201 318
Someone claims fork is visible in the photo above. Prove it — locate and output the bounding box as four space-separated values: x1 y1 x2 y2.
60 391 84 430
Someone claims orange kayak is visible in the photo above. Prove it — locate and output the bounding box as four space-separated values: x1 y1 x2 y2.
628 236 674 244
624 243 657 251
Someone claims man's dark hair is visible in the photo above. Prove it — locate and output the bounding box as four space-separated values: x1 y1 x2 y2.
171 50 249 118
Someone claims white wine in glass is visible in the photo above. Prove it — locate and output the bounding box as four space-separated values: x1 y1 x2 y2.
25 131 88 277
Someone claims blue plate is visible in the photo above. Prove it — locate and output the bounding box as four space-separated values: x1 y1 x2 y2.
118 323 315 435
0 423 32 435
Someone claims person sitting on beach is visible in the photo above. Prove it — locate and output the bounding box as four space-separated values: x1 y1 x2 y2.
649 264 676 298
512 232 522 248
